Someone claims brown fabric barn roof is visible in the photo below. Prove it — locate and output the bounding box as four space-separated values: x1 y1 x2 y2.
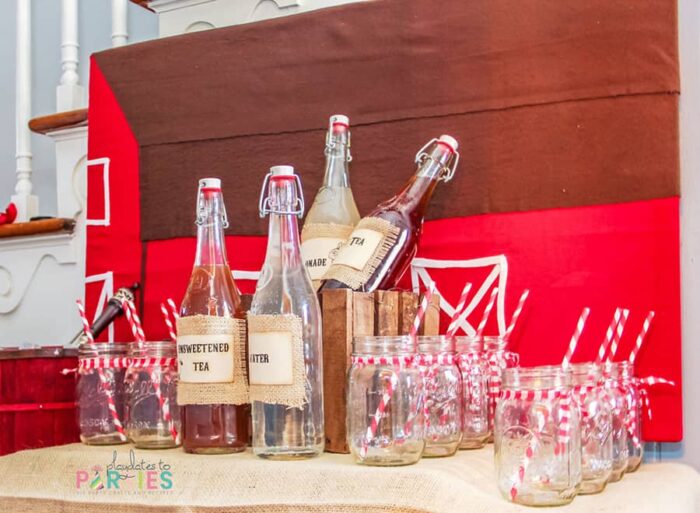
93 0 680 239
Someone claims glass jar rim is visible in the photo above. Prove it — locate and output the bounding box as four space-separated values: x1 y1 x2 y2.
79 342 131 357
353 335 415 355
453 335 483 353
503 365 572 389
128 340 177 357
416 335 453 354
603 360 634 378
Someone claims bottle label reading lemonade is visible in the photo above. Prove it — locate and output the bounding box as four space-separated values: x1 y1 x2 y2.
300 223 354 281
322 217 401 290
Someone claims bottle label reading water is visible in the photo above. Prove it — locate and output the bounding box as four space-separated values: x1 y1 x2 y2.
247 314 307 409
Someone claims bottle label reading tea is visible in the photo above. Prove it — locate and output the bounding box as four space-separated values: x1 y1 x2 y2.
323 217 401 289
301 223 354 281
247 314 306 408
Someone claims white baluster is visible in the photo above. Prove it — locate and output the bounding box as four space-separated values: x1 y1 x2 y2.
111 0 129 47
12 0 37 222
57 0 86 111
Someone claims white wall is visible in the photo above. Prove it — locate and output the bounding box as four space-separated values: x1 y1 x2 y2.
0 0 157 217
676 0 700 470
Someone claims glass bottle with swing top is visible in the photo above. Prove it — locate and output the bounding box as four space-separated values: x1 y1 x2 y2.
178 178 249 454
321 135 460 292
301 115 361 288
248 165 324 459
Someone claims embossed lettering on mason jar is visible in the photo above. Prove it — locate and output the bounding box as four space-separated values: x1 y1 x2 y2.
347 336 424 466
125 341 180 449
495 366 581 507
77 342 130 445
416 336 462 457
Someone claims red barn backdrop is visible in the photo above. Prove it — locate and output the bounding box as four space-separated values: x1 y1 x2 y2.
85 0 682 441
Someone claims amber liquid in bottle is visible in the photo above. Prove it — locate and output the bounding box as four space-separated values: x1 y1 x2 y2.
321 135 459 292
180 180 249 454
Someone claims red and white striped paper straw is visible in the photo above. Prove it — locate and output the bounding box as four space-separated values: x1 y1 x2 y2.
76 300 94 344
476 287 499 338
629 311 655 365
608 308 630 360
151 368 178 441
503 289 530 341
166 298 180 321
160 302 177 342
123 300 177 441
562 307 591 369
360 372 398 458
123 299 146 346
446 282 472 338
410 282 436 339
596 308 622 363
76 300 127 442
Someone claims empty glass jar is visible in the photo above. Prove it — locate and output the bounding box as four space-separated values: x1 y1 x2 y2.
484 336 519 440
495 365 581 507
125 341 181 449
571 363 613 494
605 361 630 482
347 336 424 466
416 336 461 457
77 342 130 445
455 336 489 449
620 364 643 473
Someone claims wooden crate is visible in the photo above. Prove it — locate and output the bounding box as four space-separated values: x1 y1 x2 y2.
320 289 440 453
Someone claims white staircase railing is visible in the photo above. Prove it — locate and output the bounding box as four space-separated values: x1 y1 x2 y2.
57 0 87 111
12 0 37 223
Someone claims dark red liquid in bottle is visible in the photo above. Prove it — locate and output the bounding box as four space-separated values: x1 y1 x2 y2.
180 182 250 454
321 136 458 292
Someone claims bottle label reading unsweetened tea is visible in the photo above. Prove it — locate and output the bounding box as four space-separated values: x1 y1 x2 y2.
175 316 249 406
322 217 401 290
301 223 355 281
247 314 306 409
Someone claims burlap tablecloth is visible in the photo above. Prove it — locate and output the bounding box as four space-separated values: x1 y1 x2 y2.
0 444 697 513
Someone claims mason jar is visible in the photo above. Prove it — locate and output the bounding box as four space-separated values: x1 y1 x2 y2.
77 342 130 445
416 336 461 457
125 341 181 449
484 336 519 441
619 364 643 473
495 366 581 507
571 363 613 494
454 336 489 449
347 336 424 466
604 361 630 482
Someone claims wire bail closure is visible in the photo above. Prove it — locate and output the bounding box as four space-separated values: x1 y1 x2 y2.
414 138 460 182
324 118 352 162
258 172 305 219
195 182 229 228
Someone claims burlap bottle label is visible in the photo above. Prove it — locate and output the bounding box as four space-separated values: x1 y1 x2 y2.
301 223 354 281
322 216 401 289
247 314 306 408
176 315 248 405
